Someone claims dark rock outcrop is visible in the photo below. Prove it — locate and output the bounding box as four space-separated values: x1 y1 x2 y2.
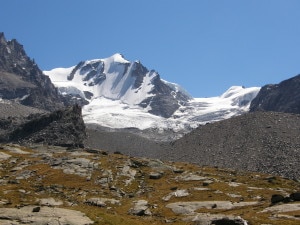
210 218 246 225
250 74 300 114
290 192 300 201
0 32 64 110
139 69 190 118
132 62 191 118
271 194 285 204
0 105 86 147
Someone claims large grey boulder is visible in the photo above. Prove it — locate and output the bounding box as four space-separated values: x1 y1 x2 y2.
128 199 152 216
0 206 94 225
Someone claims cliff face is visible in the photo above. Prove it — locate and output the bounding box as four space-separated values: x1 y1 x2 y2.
0 32 64 110
250 74 300 114
0 105 86 147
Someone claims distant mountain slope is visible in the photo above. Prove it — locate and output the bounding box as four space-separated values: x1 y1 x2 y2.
83 111 300 179
0 32 63 110
161 111 300 179
45 55 260 133
250 74 300 113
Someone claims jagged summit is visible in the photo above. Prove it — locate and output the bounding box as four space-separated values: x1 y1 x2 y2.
45 54 191 118
0 32 64 110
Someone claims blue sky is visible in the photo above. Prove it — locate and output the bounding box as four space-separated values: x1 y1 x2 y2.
1 0 300 97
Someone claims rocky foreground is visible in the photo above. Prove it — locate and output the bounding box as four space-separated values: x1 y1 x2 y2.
0 143 299 225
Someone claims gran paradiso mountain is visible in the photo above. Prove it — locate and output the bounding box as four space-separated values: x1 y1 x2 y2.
44 53 260 132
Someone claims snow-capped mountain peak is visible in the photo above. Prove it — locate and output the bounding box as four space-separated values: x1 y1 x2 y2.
44 53 260 135
104 53 130 64
45 54 191 117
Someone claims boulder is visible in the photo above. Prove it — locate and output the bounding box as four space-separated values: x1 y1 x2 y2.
290 192 300 201
211 217 247 225
271 194 285 204
128 200 151 216
39 198 63 206
149 172 163 179
0 206 94 225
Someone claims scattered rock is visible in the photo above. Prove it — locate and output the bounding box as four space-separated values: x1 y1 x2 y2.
211 217 247 225
194 187 210 191
8 179 20 184
128 200 152 216
177 173 208 181
85 198 120 207
32 206 40 212
184 213 248 225
50 156 98 178
203 180 213 186
166 201 258 215
85 198 106 207
173 168 184 173
163 189 189 201
149 171 163 179
39 198 63 206
0 152 11 160
0 199 9 205
228 182 242 187
148 159 173 171
262 203 300 213
290 192 300 201
226 193 243 198
119 164 136 185
2 145 29 154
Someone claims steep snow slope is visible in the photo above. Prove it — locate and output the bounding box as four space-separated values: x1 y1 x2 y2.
44 54 260 132
45 54 190 118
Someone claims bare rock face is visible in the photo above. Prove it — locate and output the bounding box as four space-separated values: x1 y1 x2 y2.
250 74 300 114
0 105 86 147
0 32 64 110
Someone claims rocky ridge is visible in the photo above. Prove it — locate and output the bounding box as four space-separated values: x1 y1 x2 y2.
250 74 300 114
0 143 299 225
0 32 64 110
0 104 86 147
